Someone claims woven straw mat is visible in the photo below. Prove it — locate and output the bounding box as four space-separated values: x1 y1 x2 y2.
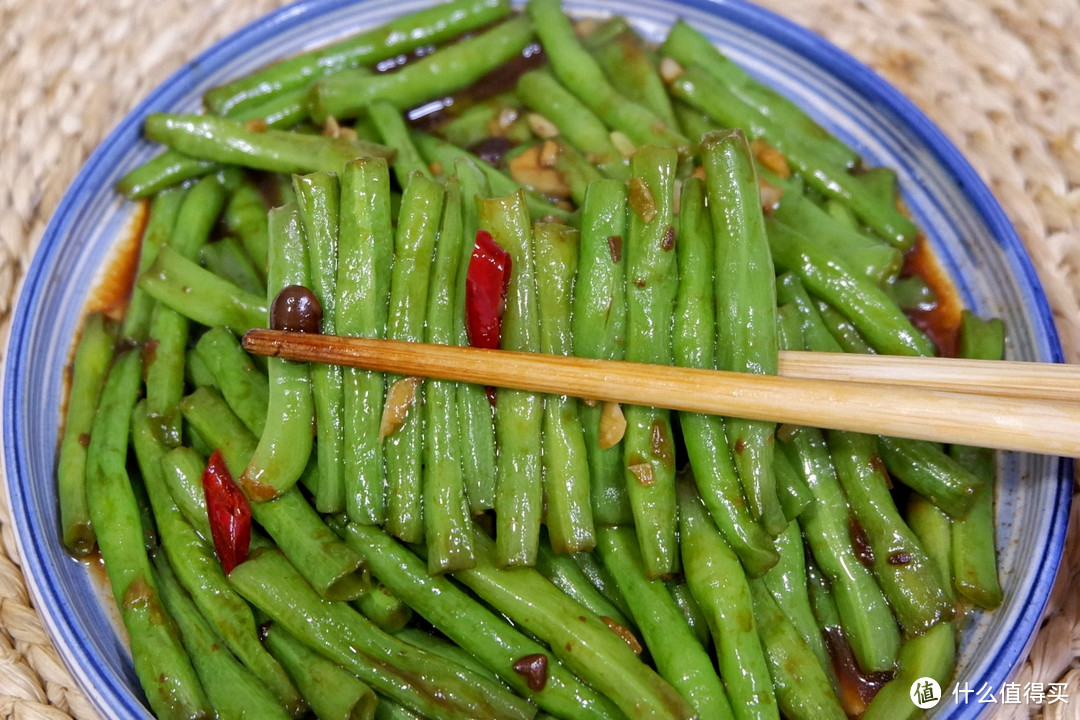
1 0 1077 718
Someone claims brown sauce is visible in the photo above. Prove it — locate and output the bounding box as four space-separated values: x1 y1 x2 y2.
85 200 149 321
901 233 962 358
824 626 895 716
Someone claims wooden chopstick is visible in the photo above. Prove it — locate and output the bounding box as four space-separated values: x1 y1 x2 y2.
243 328 1080 457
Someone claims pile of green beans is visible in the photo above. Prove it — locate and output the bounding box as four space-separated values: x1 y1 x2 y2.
59 1 1008 718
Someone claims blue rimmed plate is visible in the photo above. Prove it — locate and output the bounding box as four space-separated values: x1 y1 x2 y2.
2 0 1071 718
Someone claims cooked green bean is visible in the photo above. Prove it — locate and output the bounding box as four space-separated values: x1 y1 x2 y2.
195 326 269 436
224 180 271 279
677 478 779 720
702 129 785 536
664 578 711 648
262 621 379 720
383 173 444 543
159 446 212 543
950 311 1004 608
121 187 185 341
310 16 536 122
58 312 117 556
622 144 680 578
479 190 545 567
572 178 633 525
674 176 777 576
338 156 395 524
87 350 211 720
421 177 475 572
534 221 595 553
861 622 956 720
354 580 414 634
452 156 499 513
598 525 735 720
394 628 504 684
535 535 633 630
335 521 624 720
204 0 512 115
145 114 393 174
180 386 368 601
230 549 536 720
527 0 688 153
905 493 955 604
202 237 266 296
239 203 315 500
132 402 303 714
877 436 982 518
369 100 434 187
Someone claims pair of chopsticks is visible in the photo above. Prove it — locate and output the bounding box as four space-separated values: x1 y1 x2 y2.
243 328 1080 457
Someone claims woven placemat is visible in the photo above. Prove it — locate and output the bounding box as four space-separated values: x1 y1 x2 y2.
1 0 1077 718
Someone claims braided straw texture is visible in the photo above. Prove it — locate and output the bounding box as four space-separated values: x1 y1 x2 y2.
0 0 1077 718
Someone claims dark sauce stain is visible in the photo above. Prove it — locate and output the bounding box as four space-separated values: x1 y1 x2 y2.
661 225 676 251
849 515 875 566
733 438 747 455
824 626 895 716
511 653 549 691
649 419 674 468
469 136 513 166
607 235 623 263
901 234 962 358
87 199 149 321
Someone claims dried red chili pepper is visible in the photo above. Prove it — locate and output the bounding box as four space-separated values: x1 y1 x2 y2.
465 229 512 350
202 449 251 574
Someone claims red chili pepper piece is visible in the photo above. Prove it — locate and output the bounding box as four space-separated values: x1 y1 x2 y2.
202 449 251 574
465 229 512 350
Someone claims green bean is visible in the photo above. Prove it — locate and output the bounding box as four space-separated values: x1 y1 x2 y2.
765 217 935 356
159 447 212 542
622 145 680 578
139 245 268 332
553 141 605 207
206 0 512 116
877 436 982 518
144 114 393 174
132 402 303 714
354 580 413 634
828 431 952 635
293 171 346 513
452 156 498 513
598 526 735 720
672 101 718 146
890 275 937 312
660 20 858 171
861 622 956 720
180 386 368 601
116 152 218 201
238 203 314 500
224 180 271 279
533 221 595 553
746 578 846 720
375 701 423 720
121 187 185 341
58 312 117 555
455 530 696 720
774 274 842 354
905 494 955 604
229 548 535 720
338 156 395 524
760 522 832 678
412 131 575 223
535 535 633 630
771 193 902 286
772 444 813 521
677 479 778 720
369 100 432 187
310 15 535 122
202 237 266 297
144 304 189 447
262 621 379 720
393 628 503 684
478 190 544 567
702 129 785 536
195 326 269 436
438 96 515 149
572 178 632 525
816 300 875 354
527 0 688 154
152 554 296 720
516 69 628 180
668 65 915 247
384 173 444 544
334 520 624 720
664 579 711 648
87 349 211 720
950 311 1004 608
581 18 679 131
674 176 777 575
422 177 475 572
570 550 635 622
